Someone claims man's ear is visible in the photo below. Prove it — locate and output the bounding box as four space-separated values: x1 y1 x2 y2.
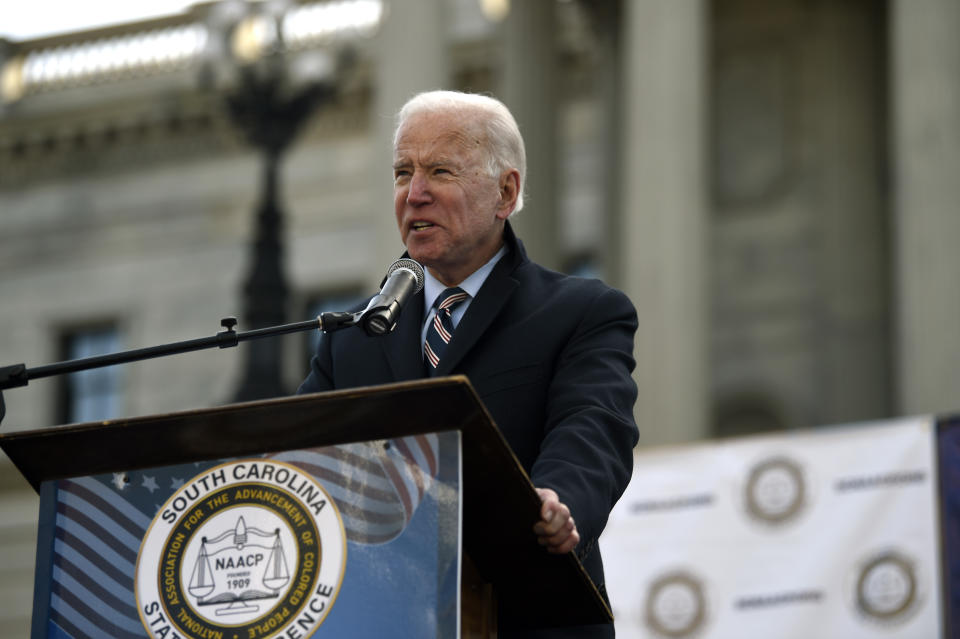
496 169 521 220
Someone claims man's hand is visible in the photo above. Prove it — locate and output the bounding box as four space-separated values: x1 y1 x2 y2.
533 487 580 554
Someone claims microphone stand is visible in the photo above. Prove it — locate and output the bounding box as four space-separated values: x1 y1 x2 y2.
0 311 361 426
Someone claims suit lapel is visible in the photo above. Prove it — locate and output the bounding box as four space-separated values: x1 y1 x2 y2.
434 249 521 377
381 222 528 379
379 289 427 381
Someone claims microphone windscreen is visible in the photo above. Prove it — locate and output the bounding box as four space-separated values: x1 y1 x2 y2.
385 258 424 293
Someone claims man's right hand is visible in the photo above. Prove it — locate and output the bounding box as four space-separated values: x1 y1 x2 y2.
533 487 580 554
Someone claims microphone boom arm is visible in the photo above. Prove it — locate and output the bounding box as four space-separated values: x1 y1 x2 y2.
0 259 424 424
0 311 361 393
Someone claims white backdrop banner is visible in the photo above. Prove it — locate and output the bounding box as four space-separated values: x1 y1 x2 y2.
601 415 942 639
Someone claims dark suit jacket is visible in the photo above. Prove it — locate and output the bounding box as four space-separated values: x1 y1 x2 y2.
298 223 638 637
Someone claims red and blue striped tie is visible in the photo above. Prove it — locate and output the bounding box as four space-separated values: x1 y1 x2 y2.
424 287 469 374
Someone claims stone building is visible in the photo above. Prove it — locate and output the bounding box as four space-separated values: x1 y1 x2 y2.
0 0 958 634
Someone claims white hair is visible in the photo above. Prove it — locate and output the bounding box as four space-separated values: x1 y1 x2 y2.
394 90 526 214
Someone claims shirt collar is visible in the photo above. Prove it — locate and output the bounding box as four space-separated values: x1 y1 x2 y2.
423 244 508 310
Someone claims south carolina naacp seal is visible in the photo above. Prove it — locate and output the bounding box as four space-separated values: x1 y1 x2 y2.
743 456 807 526
644 570 708 638
136 460 346 639
851 549 921 626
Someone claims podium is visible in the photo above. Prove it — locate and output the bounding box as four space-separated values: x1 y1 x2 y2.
0 376 611 637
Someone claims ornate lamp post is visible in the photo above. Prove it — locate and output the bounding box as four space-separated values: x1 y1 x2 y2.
202 1 351 401
229 76 333 401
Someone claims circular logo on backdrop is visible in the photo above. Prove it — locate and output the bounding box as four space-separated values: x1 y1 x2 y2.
850 549 921 625
136 460 346 639
743 456 807 526
644 570 708 638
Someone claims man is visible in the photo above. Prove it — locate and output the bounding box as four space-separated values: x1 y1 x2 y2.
299 90 638 637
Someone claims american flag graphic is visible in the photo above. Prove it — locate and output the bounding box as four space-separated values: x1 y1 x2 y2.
270 433 440 544
43 435 441 638
51 476 149 638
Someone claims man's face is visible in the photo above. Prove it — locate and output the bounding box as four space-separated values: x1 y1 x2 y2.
393 110 513 286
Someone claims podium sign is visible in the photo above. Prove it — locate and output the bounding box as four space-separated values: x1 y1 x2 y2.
33 433 461 638
1 378 612 637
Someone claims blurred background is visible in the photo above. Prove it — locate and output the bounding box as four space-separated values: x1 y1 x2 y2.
0 0 958 634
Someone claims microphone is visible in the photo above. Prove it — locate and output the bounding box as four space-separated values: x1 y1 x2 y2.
361 258 425 336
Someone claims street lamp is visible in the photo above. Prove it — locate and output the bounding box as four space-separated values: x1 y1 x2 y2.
200 0 368 401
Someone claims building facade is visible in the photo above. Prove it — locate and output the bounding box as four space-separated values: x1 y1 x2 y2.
1 0 958 634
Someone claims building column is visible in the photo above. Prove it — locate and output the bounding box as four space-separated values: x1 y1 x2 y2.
499 0 560 270
891 0 960 416
619 1 708 445
371 0 449 286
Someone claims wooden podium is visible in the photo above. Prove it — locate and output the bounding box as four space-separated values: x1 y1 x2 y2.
0 376 611 637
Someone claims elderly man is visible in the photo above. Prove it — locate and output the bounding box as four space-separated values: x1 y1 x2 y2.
299 90 638 637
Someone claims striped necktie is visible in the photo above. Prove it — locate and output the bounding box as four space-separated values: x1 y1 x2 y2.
424 287 469 374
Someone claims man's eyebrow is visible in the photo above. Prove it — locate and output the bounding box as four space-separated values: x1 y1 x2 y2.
392 157 460 170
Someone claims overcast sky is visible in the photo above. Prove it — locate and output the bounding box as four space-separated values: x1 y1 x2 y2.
2 1 197 40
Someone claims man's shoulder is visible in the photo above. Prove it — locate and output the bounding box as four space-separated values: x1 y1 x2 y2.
514 259 631 305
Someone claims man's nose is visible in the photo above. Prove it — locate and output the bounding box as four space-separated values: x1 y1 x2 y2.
407 171 431 205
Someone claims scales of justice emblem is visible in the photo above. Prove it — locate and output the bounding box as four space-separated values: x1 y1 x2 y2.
136 460 347 639
188 515 291 616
